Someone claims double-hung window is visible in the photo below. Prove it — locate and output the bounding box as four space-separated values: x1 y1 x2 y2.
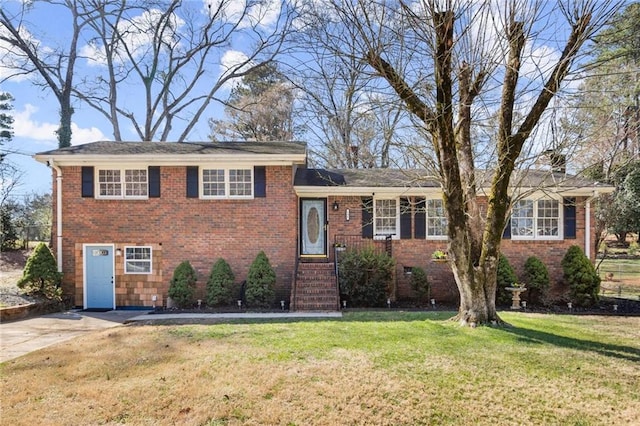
374 198 399 238
511 198 560 239
97 168 148 198
426 199 447 238
202 168 253 198
124 246 152 274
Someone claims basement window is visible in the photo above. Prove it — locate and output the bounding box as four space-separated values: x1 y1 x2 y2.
124 246 152 274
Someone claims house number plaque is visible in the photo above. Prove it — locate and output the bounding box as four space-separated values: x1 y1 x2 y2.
92 249 109 256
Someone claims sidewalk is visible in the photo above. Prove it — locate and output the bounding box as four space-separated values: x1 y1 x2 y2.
1 310 342 363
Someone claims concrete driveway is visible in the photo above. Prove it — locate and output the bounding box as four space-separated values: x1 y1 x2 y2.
0 310 148 363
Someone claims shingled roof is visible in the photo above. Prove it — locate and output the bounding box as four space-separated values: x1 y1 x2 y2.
36 140 307 156
294 167 613 196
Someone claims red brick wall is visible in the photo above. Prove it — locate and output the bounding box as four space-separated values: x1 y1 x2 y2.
55 165 297 307
52 165 598 308
327 195 597 304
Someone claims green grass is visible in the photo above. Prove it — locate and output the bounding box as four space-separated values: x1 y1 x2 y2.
2 311 639 425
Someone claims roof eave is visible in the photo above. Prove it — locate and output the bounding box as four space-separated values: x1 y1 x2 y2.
294 186 442 197
34 153 308 166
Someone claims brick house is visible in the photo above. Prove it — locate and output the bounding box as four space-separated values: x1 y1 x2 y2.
35 141 613 310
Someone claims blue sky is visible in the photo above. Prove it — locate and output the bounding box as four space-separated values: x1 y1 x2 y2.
2 0 629 199
1 0 280 197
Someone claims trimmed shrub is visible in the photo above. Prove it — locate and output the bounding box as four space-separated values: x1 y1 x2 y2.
562 245 600 307
168 261 197 308
496 254 518 305
245 251 276 308
523 256 551 306
410 266 430 305
17 242 62 301
206 258 235 306
338 247 395 307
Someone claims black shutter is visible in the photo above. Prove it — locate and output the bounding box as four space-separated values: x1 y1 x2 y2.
186 166 199 198
400 197 412 239
81 166 94 198
362 197 373 239
564 197 576 239
148 166 161 198
414 197 426 239
254 166 266 197
502 217 512 239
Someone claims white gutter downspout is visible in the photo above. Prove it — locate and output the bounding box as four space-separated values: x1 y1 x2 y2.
585 191 598 261
48 159 63 272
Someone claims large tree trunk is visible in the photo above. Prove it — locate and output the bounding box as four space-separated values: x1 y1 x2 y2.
452 262 500 326
362 2 603 326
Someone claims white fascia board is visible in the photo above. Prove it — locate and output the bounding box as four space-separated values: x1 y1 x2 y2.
294 186 443 197
33 153 307 167
296 185 616 199
503 186 616 198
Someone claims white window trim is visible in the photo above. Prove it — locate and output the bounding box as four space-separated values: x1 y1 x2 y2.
510 195 563 241
200 167 254 199
124 246 153 274
373 197 400 240
95 166 149 200
425 198 448 240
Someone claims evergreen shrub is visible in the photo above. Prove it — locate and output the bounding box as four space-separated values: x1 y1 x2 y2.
206 258 235 306
245 251 276 308
523 256 551 306
168 261 197 308
410 266 430 305
496 254 518 305
338 247 395 307
17 242 62 301
562 245 600 307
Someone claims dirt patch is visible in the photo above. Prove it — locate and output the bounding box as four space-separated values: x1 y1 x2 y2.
0 249 39 308
0 249 30 274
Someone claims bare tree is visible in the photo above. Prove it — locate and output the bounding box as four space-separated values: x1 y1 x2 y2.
288 8 409 168
76 0 296 142
1 0 99 148
1 0 297 143
312 0 621 325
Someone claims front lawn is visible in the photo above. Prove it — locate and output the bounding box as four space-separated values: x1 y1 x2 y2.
1 312 639 425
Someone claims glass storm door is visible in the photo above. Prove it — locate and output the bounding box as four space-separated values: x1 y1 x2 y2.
301 199 327 256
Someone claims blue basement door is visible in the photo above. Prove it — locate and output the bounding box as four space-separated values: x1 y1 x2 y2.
84 245 115 309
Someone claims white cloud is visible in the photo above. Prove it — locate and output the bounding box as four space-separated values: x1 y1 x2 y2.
247 0 281 27
204 0 281 29
14 104 107 146
219 49 252 90
79 41 106 67
80 9 185 67
521 45 561 83
0 24 35 82
220 49 250 72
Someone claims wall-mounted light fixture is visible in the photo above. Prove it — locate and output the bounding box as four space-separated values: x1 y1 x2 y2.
345 208 350 221
116 248 122 256
332 201 339 211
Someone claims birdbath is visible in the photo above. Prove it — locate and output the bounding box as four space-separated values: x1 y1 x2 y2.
505 286 527 310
